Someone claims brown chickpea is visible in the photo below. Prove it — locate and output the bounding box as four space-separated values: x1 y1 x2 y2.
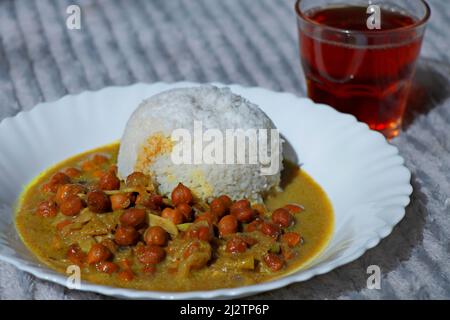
171 183 193 205
145 226 168 246
92 170 105 179
234 207 255 223
110 193 132 211
194 212 216 225
226 237 248 253
197 226 213 242
55 184 85 205
50 172 71 185
42 172 71 193
36 200 58 218
95 261 118 274
65 167 81 178
136 245 166 265
119 208 146 227
281 247 296 261
114 226 139 246
60 195 84 216
161 207 184 225
176 203 193 221
271 208 294 228
260 222 281 238
126 172 149 187
98 171 120 191
281 232 302 247
186 224 214 242
86 243 111 264
87 190 111 213
81 160 96 172
230 199 251 215
108 164 118 174
119 258 133 270
41 183 55 194
66 244 86 266
283 204 303 214
210 197 226 217
135 193 163 210
252 203 267 216
218 215 238 237
150 194 163 207
218 195 233 210
263 253 284 272
118 270 134 282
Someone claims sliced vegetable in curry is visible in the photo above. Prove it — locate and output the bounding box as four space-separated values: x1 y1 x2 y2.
15 143 333 291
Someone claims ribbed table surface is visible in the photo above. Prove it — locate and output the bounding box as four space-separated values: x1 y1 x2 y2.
0 0 449 299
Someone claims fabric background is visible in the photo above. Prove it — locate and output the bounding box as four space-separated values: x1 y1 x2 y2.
0 0 449 299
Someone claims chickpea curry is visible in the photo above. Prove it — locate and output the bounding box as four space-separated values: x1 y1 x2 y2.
15 143 333 291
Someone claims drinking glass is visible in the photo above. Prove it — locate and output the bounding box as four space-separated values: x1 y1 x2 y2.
296 0 430 139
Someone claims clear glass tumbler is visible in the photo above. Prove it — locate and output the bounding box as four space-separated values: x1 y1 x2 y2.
296 0 430 138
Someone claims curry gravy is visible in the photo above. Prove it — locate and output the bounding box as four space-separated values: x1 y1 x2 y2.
15 143 333 291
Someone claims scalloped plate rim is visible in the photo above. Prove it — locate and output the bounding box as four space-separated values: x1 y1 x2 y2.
0 82 412 299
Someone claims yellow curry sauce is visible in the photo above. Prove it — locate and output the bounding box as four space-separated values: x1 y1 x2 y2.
15 143 333 291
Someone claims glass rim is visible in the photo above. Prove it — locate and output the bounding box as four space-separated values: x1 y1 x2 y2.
295 0 431 35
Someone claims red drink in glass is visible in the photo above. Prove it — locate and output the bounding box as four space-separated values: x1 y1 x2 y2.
296 0 430 138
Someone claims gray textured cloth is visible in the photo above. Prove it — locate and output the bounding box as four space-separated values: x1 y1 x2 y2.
0 0 449 300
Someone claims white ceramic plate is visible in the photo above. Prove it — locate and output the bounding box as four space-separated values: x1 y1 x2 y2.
0 82 412 299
